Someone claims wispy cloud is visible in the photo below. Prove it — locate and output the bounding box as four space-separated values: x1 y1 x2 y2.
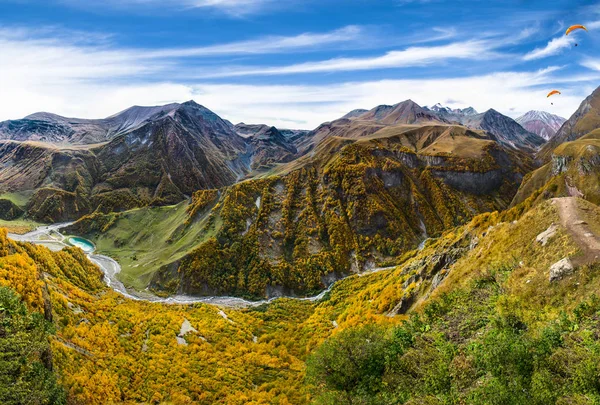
61 0 286 16
0 25 367 84
584 19 600 30
192 40 501 78
523 35 576 60
1 56 591 129
143 26 365 58
581 57 600 71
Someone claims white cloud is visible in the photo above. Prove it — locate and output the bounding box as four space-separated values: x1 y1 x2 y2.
0 25 592 128
61 0 284 16
581 58 600 71
143 25 364 58
0 66 590 129
0 25 366 90
194 40 500 78
523 35 576 60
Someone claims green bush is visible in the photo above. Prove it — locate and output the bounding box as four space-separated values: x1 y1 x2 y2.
306 274 600 404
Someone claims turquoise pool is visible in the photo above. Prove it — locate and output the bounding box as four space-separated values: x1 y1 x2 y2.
68 237 95 253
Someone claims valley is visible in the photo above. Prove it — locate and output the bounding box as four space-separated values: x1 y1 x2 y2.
1 86 599 404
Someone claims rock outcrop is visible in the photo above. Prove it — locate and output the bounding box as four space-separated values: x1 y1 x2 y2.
549 258 574 282
536 224 559 246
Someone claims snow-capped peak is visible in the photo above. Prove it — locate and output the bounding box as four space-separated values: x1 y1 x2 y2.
516 110 566 140
425 103 478 116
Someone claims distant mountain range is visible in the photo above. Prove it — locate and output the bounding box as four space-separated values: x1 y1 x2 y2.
424 103 479 120
516 110 566 141
0 98 549 223
300 100 545 153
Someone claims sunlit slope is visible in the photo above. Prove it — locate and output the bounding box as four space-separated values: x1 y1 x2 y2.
304 198 600 404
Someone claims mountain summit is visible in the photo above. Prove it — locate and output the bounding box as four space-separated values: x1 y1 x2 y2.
516 110 566 141
459 109 545 150
357 100 448 125
1 104 181 144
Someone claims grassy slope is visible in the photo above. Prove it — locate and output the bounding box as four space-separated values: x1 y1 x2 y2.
74 200 221 289
0 218 42 234
0 190 35 208
0 191 39 232
306 198 600 403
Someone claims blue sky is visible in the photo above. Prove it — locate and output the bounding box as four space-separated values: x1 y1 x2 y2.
1 0 599 128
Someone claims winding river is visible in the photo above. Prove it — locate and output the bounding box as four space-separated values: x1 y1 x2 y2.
8 223 396 308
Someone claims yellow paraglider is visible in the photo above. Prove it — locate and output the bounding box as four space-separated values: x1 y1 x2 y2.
547 90 561 105
565 25 587 35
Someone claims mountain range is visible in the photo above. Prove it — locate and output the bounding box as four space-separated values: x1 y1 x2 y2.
537 86 600 162
0 98 545 223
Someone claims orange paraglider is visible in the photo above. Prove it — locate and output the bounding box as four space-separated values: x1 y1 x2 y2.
566 25 587 46
565 25 587 35
547 90 561 105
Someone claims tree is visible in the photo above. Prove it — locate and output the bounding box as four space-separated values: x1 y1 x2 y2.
305 324 390 404
0 286 65 405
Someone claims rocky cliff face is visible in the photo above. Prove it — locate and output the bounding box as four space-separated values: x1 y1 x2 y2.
512 130 600 207
234 123 298 169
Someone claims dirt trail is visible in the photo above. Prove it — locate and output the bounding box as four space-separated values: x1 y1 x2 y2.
553 197 600 266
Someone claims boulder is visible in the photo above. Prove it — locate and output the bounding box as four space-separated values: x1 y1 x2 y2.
536 224 559 246
549 258 574 282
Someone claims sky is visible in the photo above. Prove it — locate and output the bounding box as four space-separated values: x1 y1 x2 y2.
1 0 600 129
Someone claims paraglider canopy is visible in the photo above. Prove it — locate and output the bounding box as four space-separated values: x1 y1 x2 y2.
566 25 587 35
547 90 561 98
